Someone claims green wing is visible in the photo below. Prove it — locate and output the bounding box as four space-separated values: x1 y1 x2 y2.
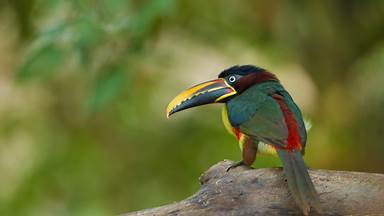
239 94 288 147
227 84 288 148
226 82 307 150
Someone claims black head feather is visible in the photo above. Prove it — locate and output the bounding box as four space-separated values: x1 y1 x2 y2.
218 65 266 78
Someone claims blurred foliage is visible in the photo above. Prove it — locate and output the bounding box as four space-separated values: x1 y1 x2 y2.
0 0 384 215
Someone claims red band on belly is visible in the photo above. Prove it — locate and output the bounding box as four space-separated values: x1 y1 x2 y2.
233 128 242 141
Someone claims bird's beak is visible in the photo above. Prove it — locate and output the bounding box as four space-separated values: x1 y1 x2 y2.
166 78 237 118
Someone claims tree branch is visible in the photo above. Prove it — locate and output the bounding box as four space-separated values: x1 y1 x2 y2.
121 160 384 216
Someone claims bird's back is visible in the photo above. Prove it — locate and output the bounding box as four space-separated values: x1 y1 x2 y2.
226 82 307 152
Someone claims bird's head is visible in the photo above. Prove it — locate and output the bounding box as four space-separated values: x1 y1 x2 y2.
166 65 279 118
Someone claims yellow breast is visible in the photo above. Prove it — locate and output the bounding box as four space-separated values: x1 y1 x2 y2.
221 106 235 136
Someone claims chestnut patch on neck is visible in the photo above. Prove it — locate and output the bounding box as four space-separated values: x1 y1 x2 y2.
234 71 279 93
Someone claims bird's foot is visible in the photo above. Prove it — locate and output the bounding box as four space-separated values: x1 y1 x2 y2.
226 161 245 172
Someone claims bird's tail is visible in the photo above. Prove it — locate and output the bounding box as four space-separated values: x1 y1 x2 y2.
277 150 321 215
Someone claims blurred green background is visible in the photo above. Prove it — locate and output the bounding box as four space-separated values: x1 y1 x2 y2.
0 0 384 215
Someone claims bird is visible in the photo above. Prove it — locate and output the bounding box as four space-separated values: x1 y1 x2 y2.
166 65 320 215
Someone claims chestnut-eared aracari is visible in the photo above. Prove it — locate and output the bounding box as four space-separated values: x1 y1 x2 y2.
166 65 320 215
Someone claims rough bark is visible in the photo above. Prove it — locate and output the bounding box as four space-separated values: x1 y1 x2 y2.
121 160 384 216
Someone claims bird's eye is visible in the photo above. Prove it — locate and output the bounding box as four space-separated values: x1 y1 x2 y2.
228 76 236 83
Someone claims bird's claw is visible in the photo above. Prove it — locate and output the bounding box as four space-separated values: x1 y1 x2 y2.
226 161 245 172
